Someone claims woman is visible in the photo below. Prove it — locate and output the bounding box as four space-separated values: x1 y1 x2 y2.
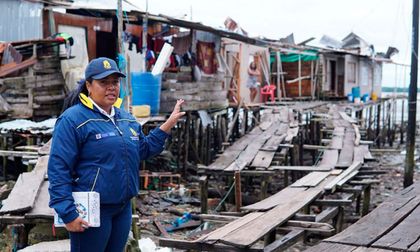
246 62 260 103
48 57 184 251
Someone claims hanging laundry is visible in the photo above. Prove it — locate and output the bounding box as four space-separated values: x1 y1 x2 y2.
153 38 166 53
172 35 192 55
196 41 217 74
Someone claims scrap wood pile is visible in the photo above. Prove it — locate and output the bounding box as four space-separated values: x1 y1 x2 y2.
158 104 384 251
0 39 67 120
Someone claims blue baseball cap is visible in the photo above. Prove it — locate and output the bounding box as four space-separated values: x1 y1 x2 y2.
85 57 126 80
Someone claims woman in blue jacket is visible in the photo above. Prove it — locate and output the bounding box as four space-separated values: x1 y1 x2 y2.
48 57 184 252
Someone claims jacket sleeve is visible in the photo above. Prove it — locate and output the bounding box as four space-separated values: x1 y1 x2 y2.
48 117 80 224
138 126 169 161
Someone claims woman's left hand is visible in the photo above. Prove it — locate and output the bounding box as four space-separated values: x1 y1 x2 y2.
160 99 186 133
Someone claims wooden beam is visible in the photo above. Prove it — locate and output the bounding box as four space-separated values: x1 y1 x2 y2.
313 199 353 206
324 161 362 192
200 176 208 214
263 230 305 252
268 166 331 172
234 172 242 212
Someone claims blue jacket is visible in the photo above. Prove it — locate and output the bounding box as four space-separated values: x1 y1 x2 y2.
48 95 169 224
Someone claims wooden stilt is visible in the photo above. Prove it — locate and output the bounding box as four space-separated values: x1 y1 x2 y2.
361 185 371 216
234 171 242 212
200 176 208 214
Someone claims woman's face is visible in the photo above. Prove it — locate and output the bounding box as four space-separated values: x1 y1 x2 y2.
86 74 120 112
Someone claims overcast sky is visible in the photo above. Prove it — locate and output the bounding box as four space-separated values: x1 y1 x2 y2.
124 0 415 86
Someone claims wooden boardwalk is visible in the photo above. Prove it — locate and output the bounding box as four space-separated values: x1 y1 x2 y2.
160 103 382 251
305 181 420 252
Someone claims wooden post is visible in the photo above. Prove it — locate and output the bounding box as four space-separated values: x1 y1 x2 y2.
298 54 302 97
264 230 277 246
260 175 269 200
200 176 208 214
2 136 7 181
117 0 123 54
10 224 30 250
405 0 419 188
361 185 371 216
276 51 281 99
184 112 190 174
27 136 34 172
333 206 344 233
355 194 361 215
206 124 211 165
387 102 392 146
376 103 381 148
131 198 140 240
234 171 242 212
400 99 405 144
176 122 181 170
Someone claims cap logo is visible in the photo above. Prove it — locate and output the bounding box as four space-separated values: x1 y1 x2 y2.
103 60 111 69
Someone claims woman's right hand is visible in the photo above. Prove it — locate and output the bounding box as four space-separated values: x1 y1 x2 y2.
65 217 90 232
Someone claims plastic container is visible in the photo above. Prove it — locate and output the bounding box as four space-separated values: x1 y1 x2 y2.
371 92 378 101
352 87 361 99
131 72 162 115
347 93 353 102
362 94 370 103
354 97 361 104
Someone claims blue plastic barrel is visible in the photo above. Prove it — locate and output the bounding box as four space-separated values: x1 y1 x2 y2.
131 72 162 115
352 87 360 99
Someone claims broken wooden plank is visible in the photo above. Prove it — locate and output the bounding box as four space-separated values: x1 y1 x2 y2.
225 135 270 171
291 172 330 187
326 181 420 247
250 151 275 169
353 146 366 163
25 180 53 218
241 187 307 212
38 139 51 155
0 170 46 214
19 239 70 252
324 161 362 192
304 242 361 252
219 186 323 247
336 131 355 167
200 212 263 242
317 149 338 169
372 203 420 252
206 149 242 170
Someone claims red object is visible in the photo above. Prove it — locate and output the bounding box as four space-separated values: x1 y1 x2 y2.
260 84 276 102
197 41 217 74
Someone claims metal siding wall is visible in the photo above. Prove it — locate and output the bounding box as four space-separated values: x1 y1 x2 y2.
0 0 43 42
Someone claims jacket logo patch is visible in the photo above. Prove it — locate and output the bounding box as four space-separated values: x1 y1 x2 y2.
96 132 116 140
129 128 138 136
130 136 139 141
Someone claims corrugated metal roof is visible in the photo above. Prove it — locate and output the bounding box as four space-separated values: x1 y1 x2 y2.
0 0 44 42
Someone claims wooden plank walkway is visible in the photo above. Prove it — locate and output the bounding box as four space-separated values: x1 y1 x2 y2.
306 181 420 252
203 107 296 172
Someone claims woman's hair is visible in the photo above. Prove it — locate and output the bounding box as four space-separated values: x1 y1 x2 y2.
249 62 256 70
61 78 92 113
